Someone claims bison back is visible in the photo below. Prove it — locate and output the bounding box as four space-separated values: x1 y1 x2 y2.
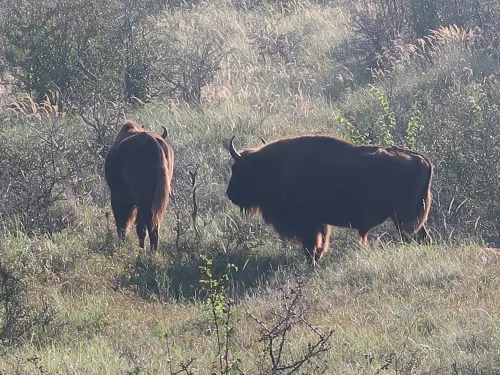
257 139 429 230
118 133 170 227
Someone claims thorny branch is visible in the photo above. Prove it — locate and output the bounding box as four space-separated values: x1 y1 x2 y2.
189 165 200 235
248 280 333 374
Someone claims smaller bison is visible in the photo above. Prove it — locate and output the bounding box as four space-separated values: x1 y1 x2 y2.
226 135 433 264
105 120 174 251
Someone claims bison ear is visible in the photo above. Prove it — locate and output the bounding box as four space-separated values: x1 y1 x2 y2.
260 137 268 145
161 126 168 139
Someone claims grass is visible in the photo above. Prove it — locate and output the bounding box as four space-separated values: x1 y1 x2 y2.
1 222 500 374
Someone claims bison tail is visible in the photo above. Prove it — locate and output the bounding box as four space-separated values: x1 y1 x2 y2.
414 157 433 233
151 141 172 231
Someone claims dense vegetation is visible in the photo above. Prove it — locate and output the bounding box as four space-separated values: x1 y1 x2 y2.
0 0 499 373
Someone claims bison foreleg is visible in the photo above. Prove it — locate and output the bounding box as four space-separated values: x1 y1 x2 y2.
357 231 369 246
315 225 331 262
301 224 331 265
416 225 432 245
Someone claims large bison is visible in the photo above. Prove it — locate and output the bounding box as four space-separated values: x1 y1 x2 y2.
105 120 174 251
226 135 432 264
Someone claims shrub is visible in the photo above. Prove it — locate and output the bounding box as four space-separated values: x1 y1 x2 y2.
333 34 500 238
0 0 168 108
0 95 102 235
249 23 313 65
0 261 54 346
147 9 233 105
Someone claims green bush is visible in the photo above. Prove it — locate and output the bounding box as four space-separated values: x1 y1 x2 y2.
0 260 54 346
0 96 102 235
332 25 500 237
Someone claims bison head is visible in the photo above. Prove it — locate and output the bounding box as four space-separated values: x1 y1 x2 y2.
226 136 259 214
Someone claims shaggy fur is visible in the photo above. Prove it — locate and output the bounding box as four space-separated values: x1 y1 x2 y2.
226 135 433 264
105 120 174 251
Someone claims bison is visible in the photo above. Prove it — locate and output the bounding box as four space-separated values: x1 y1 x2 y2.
226 135 433 264
105 120 174 251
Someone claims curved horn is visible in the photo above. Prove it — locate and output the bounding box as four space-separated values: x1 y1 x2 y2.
161 126 168 139
228 135 242 160
260 137 268 145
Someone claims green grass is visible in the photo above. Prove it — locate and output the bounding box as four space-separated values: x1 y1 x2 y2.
2 221 500 374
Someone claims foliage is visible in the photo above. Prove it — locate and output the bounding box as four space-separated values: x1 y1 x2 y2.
331 0 498 85
0 261 54 346
367 84 396 146
249 22 313 65
332 22 499 234
151 264 334 375
149 12 233 105
0 94 102 235
333 111 370 145
0 0 233 110
199 257 240 374
334 84 425 149
248 279 333 374
0 0 128 102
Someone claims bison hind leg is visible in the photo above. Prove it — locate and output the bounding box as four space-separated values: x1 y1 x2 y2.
134 193 160 251
149 227 159 252
111 195 136 242
137 209 159 252
391 212 431 245
135 215 147 249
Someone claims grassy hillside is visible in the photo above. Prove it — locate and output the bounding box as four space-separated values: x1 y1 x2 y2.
2 227 500 374
0 0 499 374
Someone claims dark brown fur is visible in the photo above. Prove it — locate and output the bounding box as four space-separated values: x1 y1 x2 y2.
226 135 433 264
105 120 174 250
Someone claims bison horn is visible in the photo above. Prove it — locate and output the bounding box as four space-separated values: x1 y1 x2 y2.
260 137 268 145
161 126 168 139
228 135 242 160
